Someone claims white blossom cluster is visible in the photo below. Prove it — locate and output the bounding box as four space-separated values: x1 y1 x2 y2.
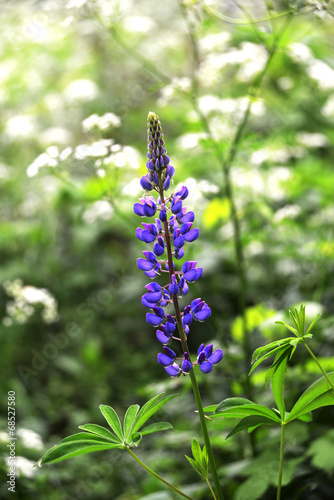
3 280 58 325
82 112 121 132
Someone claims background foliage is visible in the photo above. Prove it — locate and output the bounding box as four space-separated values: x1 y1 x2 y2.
1 0 334 498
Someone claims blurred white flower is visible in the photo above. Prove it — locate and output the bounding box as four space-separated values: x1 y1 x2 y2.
122 177 143 197
296 132 328 148
3 280 58 325
307 59 334 90
26 151 58 178
16 457 36 478
17 429 43 450
176 132 208 150
123 15 156 33
74 139 113 159
82 200 114 224
63 79 99 102
321 94 334 117
288 42 314 64
158 77 192 106
82 112 121 132
199 31 231 53
40 127 73 146
5 115 37 141
273 204 301 223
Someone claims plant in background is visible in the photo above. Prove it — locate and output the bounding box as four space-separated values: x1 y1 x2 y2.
36 114 334 500
37 112 225 500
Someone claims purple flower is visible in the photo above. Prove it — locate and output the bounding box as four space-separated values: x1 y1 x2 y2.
157 346 176 366
146 306 165 327
156 325 172 344
134 197 156 217
182 261 203 283
168 275 179 295
191 298 211 322
197 344 223 374
136 223 157 243
181 352 192 373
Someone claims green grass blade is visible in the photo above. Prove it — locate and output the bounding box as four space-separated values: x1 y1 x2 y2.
99 405 124 441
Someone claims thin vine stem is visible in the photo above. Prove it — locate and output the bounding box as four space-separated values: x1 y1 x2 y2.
276 423 285 500
126 448 195 500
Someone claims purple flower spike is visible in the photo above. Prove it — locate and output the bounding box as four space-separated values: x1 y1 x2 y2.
157 346 176 366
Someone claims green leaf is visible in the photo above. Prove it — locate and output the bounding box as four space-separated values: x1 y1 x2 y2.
215 403 281 422
202 404 218 412
123 404 140 440
78 424 122 443
99 405 124 441
305 313 321 335
275 320 298 337
140 421 173 435
297 412 312 422
185 439 208 479
271 351 288 419
185 455 204 478
226 416 277 439
286 372 334 422
132 393 177 433
264 347 292 386
38 433 121 466
216 398 254 410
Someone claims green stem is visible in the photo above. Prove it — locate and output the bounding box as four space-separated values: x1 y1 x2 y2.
126 448 195 500
303 343 334 392
276 423 285 500
206 478 217 500
159 186 224 500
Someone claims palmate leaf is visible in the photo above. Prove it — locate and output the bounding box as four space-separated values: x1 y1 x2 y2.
37 433 122 466
286 372 334 423
38 393 176 467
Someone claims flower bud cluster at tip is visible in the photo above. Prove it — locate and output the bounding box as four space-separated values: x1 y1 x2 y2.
139 112 175 193
134 112 223 377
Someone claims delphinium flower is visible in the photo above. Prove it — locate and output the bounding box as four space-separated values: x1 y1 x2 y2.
134 112 223 377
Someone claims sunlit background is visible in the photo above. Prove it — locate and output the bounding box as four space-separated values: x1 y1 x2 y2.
1 0 334 498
